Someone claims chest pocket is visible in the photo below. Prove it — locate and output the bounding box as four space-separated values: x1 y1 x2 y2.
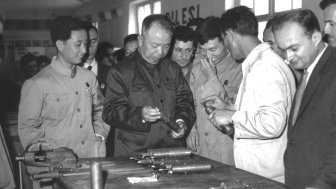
129 83 154 106
44 93 70 121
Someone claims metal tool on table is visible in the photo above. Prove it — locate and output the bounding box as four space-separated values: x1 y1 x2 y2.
15 142 79 177
131 147 192 160
201 100 234 136
158 163 212 174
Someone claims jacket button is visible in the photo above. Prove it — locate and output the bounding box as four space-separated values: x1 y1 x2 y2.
288 139 294 145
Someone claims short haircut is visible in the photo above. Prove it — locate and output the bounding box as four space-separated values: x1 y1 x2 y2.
265 16 277 31
196 16 222 45
172 25 196 45
187 17 204 29
220 6 258 37
84 22 98 34
320 0 336 9
141 14 174 35
20 53 37 68
272 9 320 37
96 42 114 62
50 16 86 46
124 34 138 47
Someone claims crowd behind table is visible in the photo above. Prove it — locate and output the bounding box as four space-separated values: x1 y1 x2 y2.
1 1 336 188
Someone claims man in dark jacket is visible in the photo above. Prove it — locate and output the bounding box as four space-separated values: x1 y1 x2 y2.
273 9 336 189
103 14 195 157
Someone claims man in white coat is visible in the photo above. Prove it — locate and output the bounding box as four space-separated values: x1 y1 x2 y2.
206 6 296 182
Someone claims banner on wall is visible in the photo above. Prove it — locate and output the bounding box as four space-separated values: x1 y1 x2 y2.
165 4 200 25
14 47 45 61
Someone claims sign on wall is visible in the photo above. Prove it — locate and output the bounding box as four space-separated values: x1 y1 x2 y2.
165 4 200 25
14 47 45 61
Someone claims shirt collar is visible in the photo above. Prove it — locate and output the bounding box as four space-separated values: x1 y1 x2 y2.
83 58 97 68
306 43 327 77
136 49 157 70
51 56 77 78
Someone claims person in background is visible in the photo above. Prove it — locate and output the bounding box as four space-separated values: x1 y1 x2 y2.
263 16 301 84
96 42 115 67
320 0 336 47
19 53 38 83
273 9 336 189
103 14 195 157
209 6 295 182
124 34 139 57
187 17 204 31
186 17 242 165
169 25 196 84
113 48 125 64
36 55 50 71
82 23 110 94
0 15 16 189
18 16 109 158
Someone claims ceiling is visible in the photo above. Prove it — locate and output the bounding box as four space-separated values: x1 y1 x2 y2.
0 0 93 19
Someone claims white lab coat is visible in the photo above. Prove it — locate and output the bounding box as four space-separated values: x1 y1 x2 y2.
232 43 296 183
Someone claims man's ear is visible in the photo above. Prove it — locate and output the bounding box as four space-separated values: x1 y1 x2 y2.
312 31 322 47
56 40 64 52
138 35 143 47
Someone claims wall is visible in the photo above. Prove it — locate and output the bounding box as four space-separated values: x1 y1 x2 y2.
73 0 325 47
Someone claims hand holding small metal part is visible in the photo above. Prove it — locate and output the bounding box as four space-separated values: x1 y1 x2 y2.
201 98 234 136
160 111 184 134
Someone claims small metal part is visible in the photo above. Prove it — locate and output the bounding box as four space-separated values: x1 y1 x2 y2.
90 162 103 189
160 112 182 133
146 147 192 158
167 164 212 174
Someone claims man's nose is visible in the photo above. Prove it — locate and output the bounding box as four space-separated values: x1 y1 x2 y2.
286 50 294 63
81 43 87 53
324 23 331 34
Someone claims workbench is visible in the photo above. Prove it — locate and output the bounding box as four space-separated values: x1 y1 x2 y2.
56 155 286 189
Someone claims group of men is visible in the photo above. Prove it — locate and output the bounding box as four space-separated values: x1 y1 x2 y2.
15 0 336 188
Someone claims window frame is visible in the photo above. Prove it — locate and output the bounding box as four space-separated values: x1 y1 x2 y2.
135 0 161 34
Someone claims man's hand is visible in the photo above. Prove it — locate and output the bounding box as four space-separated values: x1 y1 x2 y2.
202 95 234 111
200 58 217 80
208 109 235 130
171 120 186 138
141 106 161 122
186 126 199 152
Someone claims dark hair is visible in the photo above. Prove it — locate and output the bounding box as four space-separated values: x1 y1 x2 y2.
114 48 125 62
124 34 138 47
265 16 277 30
196 16 222 45
187 17 204 30
272 9 320 37
320 0 336 9
173 25 196 44
220 6 258 37
50 16 86 46
141 14 174 35
96 42 114 62
36 55 50 65
20 53 37 68
84 22 98 34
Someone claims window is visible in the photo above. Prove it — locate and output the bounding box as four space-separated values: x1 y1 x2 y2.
225 0 302 40
129 0 161 34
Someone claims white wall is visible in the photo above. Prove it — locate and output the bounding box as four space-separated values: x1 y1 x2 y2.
73 0 325 47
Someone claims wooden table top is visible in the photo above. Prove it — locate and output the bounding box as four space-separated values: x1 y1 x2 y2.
57 155 286 189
